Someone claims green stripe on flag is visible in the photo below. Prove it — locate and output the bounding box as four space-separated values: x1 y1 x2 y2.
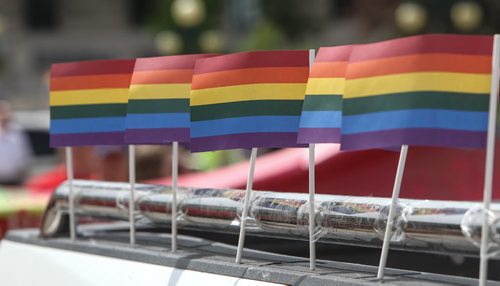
127 99 188 114
51 104 127 119
302 94 342 111
191 100 303 121
344 91 489 115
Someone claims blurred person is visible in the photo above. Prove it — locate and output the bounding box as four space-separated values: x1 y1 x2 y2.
25 146 122 193
135 145 170 181
95 146 128 182
0 100 33 185
27 144 191 193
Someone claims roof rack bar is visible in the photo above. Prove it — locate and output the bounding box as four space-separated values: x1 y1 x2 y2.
40 179 500 260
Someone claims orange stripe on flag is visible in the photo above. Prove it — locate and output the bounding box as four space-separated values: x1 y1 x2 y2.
131 69 194 84
309 62 348 78
347 53 492 79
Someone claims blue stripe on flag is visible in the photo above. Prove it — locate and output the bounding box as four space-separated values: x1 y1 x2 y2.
299 111 341 128
126 113 189 129
191 116 300 138
51 117 125 134
342 109 488 135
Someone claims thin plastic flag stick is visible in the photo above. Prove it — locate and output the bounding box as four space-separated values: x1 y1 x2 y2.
307 48 317 271
479 34 500 286
128 145 136 245
65 147 76 240
308 143 316 270
377 144 409 280
235 147 258 264
171 141 179 252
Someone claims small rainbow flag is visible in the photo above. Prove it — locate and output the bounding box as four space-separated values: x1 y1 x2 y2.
125 54 216 144
297 45 353 144
190 51 310 152
341 34 493 150
50 59 135 147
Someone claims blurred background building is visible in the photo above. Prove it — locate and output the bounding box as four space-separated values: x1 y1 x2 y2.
0 0 499 178
0 0 499 111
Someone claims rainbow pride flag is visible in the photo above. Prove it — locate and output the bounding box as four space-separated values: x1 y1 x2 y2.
190 51 310 152
125 54 216 144
341 34 493 150
50 59 135 147
297 45 353 144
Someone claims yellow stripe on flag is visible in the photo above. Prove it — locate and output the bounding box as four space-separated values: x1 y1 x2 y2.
305 78 346 95
190 83 306 106
50 88 129 106
345 72 491 98
129 83 191 100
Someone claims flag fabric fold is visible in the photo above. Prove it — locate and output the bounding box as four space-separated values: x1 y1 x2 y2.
297 45 353 144
190 50 310 152
341 34 493 150
125 54 216 144
50 59 135 147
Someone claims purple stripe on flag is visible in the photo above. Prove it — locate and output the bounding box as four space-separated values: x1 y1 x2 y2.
190 132 307 152
50 132 124 147
124 128 190 144
297 128 341 144
340 128 487 151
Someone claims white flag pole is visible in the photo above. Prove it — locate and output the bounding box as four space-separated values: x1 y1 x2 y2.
128 145 136 245
307 48 317 271
65 146 76 240
377 144 409 280
479 34 500 286
235 147 258 264
171 141 179 252
308 143 316 270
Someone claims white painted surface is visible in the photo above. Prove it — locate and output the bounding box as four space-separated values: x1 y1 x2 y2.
0 240 283 286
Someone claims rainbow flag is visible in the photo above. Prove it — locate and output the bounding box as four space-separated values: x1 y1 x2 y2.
297 45 353 144
190 51 310 152
125 54 216 144
341 34 493 150
50 59 135 147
